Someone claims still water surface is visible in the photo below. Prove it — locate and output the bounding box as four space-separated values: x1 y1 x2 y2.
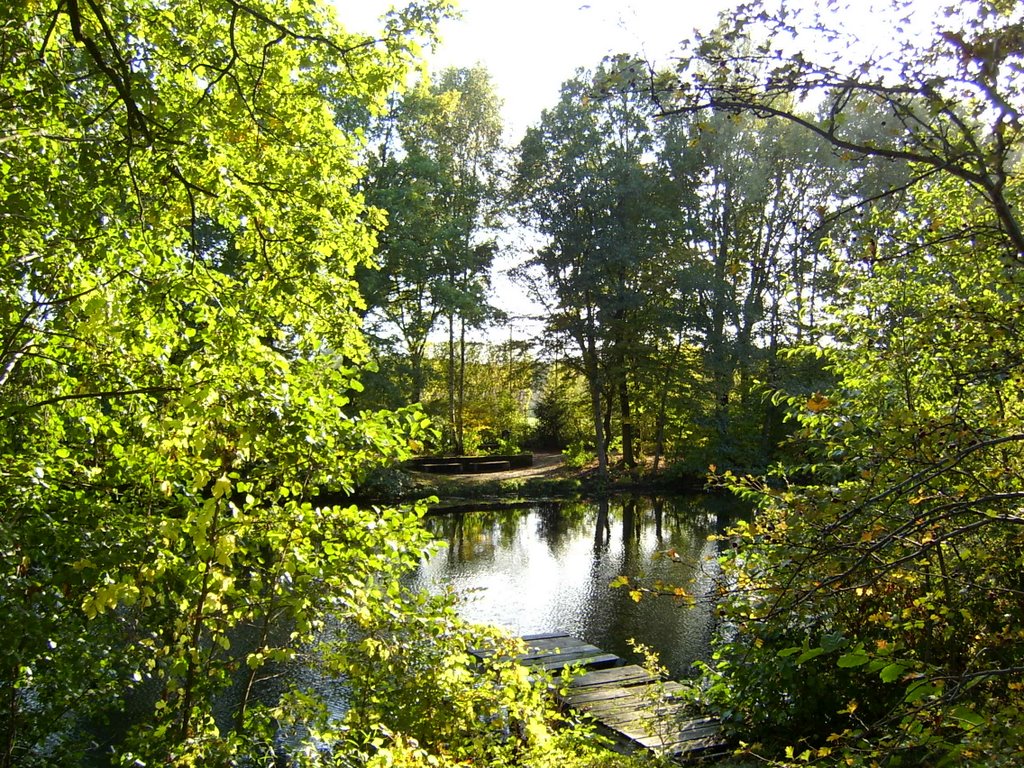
412 495 746 678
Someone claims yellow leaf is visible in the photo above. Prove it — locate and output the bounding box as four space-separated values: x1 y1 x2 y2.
806 393 832 412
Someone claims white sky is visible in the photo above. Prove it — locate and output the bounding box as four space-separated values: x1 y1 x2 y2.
340 0 734 142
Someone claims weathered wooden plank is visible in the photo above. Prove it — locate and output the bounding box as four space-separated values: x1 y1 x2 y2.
480 635 728 761
470 635 622 675
640 731 726 756
519 641 603 661
601 708 716 730
520 631 575 642
521 635 590 652
587 698 696 725
568 680 688 709
606 713 723 754
564 664 656 689
605 714 720 744
661 725 725 754
530 652 623 672
520 636 622 670
580 690 717 737
596 710 680 733
580 700 671 722
561 684 640 706
470 632 582 660
588 720 726 760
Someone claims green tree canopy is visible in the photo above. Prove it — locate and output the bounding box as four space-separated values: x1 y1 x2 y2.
0 0 451 763
514 57 683 473
651 1 1024 764
360 65 504 451
660 0 1024 258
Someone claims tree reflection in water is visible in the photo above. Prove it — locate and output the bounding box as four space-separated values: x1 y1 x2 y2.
416 495 748 677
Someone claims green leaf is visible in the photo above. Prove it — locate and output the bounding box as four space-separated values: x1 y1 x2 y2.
837 652 870 668
950 706 985 728
879 663 906 683
796 647 825 665
904 680 938 703
212 475 231 499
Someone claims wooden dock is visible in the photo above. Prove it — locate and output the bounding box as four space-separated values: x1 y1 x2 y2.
473 632 727 761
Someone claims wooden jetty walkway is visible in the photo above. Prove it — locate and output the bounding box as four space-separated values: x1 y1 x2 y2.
473 631 727 761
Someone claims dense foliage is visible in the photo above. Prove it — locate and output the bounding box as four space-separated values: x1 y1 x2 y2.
705 172 1024 766
656 1 1024 765
0 2 640 766
0 0 433 762
512 58 869 474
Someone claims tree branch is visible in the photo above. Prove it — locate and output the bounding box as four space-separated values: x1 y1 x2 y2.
65 0 152 145
22 386 177 410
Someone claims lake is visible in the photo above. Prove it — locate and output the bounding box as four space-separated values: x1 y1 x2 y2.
412 494 747 678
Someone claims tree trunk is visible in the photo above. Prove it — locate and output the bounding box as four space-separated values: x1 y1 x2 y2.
588 375 606 475
708 179 735 449
603 389 613 463
760 297 782 466
409 336 427 405
610 319 636 468
618 367 636 469
456 317 467 454
447 313 457 453
579 303 607 477
652 334 683 473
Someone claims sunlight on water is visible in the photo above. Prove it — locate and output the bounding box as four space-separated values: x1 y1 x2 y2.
413 495 745 677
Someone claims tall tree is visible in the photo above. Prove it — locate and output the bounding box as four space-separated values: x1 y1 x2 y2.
361 65 504 451
682 107 849 465
515 58 680 473
361 113 452 405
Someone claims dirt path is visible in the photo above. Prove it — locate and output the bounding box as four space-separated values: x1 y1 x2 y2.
407 452 569 489
440 452 567 483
